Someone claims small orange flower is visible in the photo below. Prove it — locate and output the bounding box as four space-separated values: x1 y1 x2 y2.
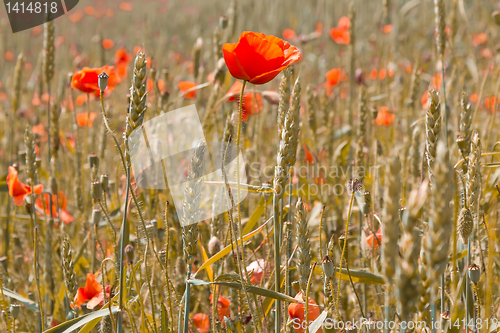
479 48 493 59
7 166 43 206
178 81 197 99
210 294 231 320
314 21 324 36
421 89 429 109
35 191 75 225
31 26 43 36
68 11 84 23
375 106 395 126
431 73 442 89
288 292 322 333
246 259 267 284
382 24 393 34
102 39 115 50
366 228 383 249
223 31 302 85
75 273 104 309
472 32 488 47
76 112 98 128
303 143 316 165
282 28 297 40
119 2 133 12
71 66 121 95
114 48 132 78
324 68 347 94
191 313 209 333
469 93 478 104
84 6 95 16
329 16 350 45
4 51 15 62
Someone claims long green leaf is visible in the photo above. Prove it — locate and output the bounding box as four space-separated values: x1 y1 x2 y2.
42 306 118 333
2 288 38 311
305 266 385 285
188 279 301 304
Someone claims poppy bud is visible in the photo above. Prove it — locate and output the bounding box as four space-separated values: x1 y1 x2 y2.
98 72 109 91
322 255 335 278
91 209 101 225
125 244 134 264
88 153 99 170
9 303 20 319
100 174 109 192
25 202 33 215
456 135 467 152
219 16 228 30
208 236 221 255
468 263 481 284
91 180 102 200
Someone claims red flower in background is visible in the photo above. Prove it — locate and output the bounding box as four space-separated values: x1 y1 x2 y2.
191 313 209 333
246 258 267 284
75 273 104 309
366 228 383 249
329 16 350 45
223 31 301 85
7 166 43 206
288 292 322 333
71 66 121 95
375 106 395 126
76 112 98 128
225 82 263 121
35 191 75 225
114 48 132 78
210 294 231 320
324 67 348 94
178 81 197 99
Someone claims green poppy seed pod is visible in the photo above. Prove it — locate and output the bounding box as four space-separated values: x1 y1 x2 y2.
456 135 467 152
208 236 221 255
219 16 228 30
124 244 134 264
91 209 102 225
322 255 335 278
91 180 103 200
88 153 99 170
66 310 76 320
9 303 20 319
468 263 481 284
98 72 109 91
25 202 33 215
18 150 26 164
100 174 109 192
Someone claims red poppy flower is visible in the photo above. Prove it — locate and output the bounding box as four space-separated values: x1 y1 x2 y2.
324 68 347 94
472 32 488 47
329 16 350 45
366 228 383 249
102 39 115 50
288 292 322 333
210 294 231 320
35 191 75 225
7 166 43 206
421 89 429 109
178 81 197 99
114 48 132 78
76 112 98 128
71 66 121 95
191 313 209 333
282 28 297 40
382 24 394 34
375 106 395 126
223 31 301 85
246 259 267 284
75 273 104 309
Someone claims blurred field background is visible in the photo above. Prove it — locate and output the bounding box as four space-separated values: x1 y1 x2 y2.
0 0 500 332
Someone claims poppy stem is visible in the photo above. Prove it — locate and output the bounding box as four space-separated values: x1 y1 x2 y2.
336 188 356 315
441 62 448 150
